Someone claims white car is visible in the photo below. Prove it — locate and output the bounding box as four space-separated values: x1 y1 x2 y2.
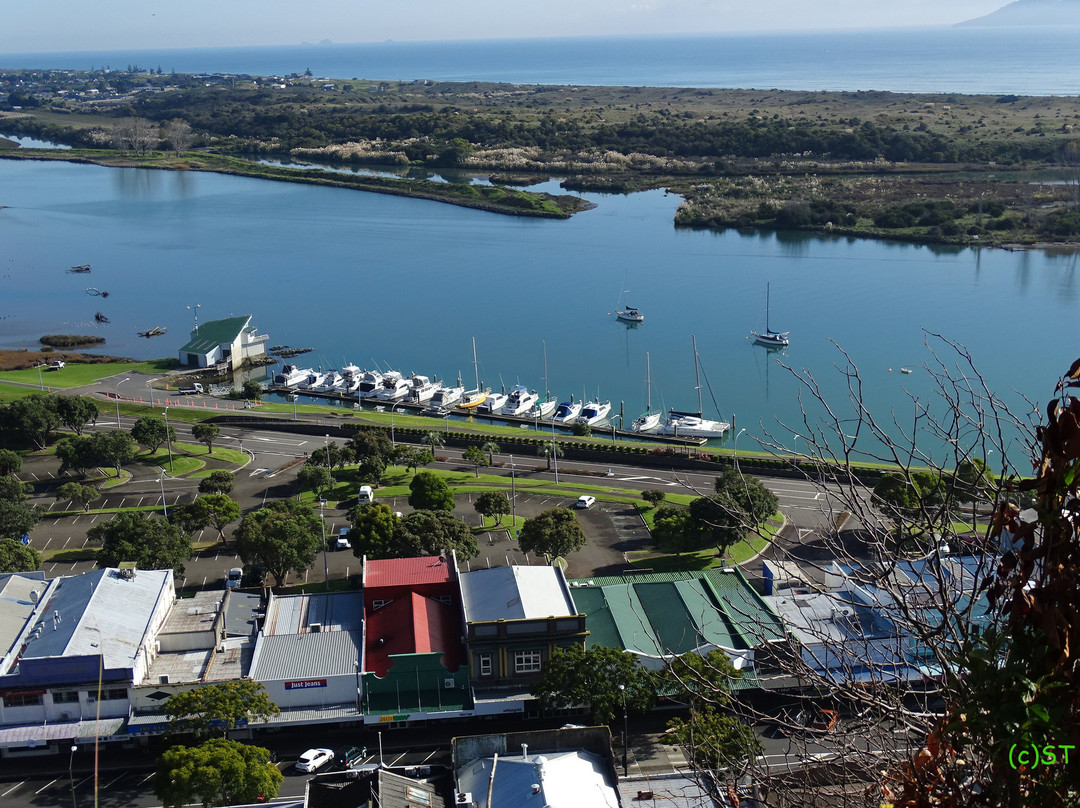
575 495 596 509
295 748 334 773
335 527 352 550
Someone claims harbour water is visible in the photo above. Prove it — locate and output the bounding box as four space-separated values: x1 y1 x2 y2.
0 158 1073 468
3 27 1080 95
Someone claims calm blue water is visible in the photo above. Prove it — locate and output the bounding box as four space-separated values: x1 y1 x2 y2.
1 159 1074 469
3 27 1080 95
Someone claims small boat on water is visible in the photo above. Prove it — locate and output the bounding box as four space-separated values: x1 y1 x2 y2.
900 367 913 374
375 371 411 401
459 388 490 409
659 334 730 438
479 391 509 414
68 264 91 273
356 370 384 399
430 382 465 409
138 326 166 338
577 399 612 426
408 374 438 403
501 385 540 416
631 352 662 433
86 287 102 296
616 305 644 324
528 397 558 419
94 311 110 324
750 283 790 348
552 398 581 423
274 364 313 387
298 370 326 390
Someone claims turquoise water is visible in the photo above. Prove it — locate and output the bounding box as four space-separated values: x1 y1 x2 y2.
3 27 1080 95
1 158 1074 468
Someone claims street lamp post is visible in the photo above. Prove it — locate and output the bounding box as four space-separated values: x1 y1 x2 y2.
162 407 174 473
320 495 329 592
733 427 747 472
36 364 45 391
115 377 130 428
156 477 168 518
792 434 801 468
187 303 201 335
619 684 628 776
288 393 298 421
509 454 516 526
611 414 622 445
390 403 402 446
68 744 78 808
552 439 559 484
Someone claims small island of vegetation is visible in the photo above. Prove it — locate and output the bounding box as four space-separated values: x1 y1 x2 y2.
3 67 1080 246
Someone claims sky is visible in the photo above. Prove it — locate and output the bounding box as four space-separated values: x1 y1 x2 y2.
2 0 1008 54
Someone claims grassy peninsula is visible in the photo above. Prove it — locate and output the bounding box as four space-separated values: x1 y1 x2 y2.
4 68 1080 247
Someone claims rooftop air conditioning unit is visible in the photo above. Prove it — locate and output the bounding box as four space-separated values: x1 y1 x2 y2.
159 674 170 684
444 677 455 689
455 794 473 806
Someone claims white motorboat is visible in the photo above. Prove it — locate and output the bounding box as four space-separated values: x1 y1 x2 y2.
659 334 730 438
501 385 540 416
299 370 327 390
616 305 644 324
356 370 384 399
315 371 344 392
528 397 558 419
274 364 313 387
577 399 612 426
408 374 438 403
337 376 360 394
341 362 362 380
631 352 662 433
552 399 581 422
479 391 509 414
430 383 465 409
750 283 790 348
375 371 411 401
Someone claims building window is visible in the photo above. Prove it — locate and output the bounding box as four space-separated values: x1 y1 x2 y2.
4 692 43 707
478 654 493 677
102 688 127 701
52 690 80 704
513 650 542 675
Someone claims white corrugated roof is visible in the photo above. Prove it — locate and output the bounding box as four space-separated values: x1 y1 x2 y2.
460 566 575 623
457 751 618 808
0 574 52 666
249 629 362 681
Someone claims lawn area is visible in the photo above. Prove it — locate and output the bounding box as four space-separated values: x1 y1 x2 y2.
627 514 781 572
0 359 177 389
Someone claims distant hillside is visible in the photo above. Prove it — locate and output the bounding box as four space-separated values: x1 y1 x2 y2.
959 0 1080 25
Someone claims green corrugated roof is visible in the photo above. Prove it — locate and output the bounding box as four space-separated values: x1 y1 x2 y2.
177 315 252 354
570 587 624 650
673 579 746 650
702 569 787 644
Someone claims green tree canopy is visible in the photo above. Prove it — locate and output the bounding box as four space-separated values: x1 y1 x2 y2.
396 447 433 474
356 455 386 485
96 430 136 477
0 537 42 573
650 505 702 555
346 503 400 558
713 469 779 526
463 445 488 477
531 645 655 724
642 489 667 507
180 494 241 542
198 470 234 495
88 511 192 573
131 416 176 453
56 481 100 511
190 423 220 453
0 475 29 503
1 395 59 449
163 680 280 738
348 428 395 464
0 449 22 476
53 395 99 435
306 441 352 469
0 500 44 542
408 470 455 511
518 507 587 559
296 464 333 497
688 495 745 557
155 738 283 808
393 510 477 559
474 491 511 525
233 499 323 587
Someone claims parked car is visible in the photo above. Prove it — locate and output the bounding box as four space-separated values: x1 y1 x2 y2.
357 485 374 505
295 748 334 773
575 495 596 509
48 360 65 370
225 567 243 589
335 527 352 551
334 746 366 769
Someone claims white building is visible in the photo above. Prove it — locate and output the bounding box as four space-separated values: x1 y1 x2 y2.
177 314 268 369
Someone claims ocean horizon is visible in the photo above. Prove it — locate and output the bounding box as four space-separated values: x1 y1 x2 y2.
3 27 1080 95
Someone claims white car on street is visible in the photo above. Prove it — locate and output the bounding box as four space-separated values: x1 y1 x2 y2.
295 748 334 773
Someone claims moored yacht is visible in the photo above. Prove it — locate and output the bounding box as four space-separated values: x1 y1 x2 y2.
408 374 438 403
356 370 384 399
274 364 313 387
299 370 327 390
375 371 411 401
577 399 612 426
430 383 465 409
528 397 558 419
552 399 582 423
315 371 344 392
479 391 509 414
500 385 540 416
659 411 730 438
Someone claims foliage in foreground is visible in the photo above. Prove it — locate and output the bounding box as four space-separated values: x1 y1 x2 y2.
155 737 282 808
163 680 280 739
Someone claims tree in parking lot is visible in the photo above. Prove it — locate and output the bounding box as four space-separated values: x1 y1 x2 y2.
518 507 586 559
0 449 21 476
163 680 280 739
0 537 42 573
463 445 488 477
408 470 454 511
392 510 477 559
650 505 701 556
174 494 241 543
641 488 667 508
191 422 220 453
396 447 433 474
1 395 59 449
296 463 333 498
89 511 192 573
356 455 386 485
131 416 175 454
347 503 400 558
55 481 100 512
155 738 282 808
198 469 234 495
233 499 323 588
474 491 511 526
53 395 99 435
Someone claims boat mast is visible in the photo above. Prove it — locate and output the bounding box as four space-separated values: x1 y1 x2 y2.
472 337 480 392
692 334 703 416
646 352 652 412
542 340 550 400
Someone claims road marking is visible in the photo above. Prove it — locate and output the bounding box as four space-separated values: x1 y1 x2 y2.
389 752 408 767
90 515 100 523
103 771 128 789
250 468 269 477
118 498 126 508
2 781 24 797
72 516 80 524
618 475 680 486
34 779 58 794
421 749 439 763
138 772 155 785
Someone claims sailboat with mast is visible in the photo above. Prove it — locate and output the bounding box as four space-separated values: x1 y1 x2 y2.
660 335 730 438
528 340 559 419
750 282 790 348
458 337 491 410
614 270 644 324
631 352 662 433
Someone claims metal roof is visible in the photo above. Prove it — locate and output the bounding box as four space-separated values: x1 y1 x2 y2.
19 568 172 671
176 315 252 355
460 566 576 623
263 591 364 635
365 556 454 590
248 629 362 681
456 751 618 808
0 574 52 666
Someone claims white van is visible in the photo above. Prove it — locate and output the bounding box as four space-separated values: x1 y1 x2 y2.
357 485 374 505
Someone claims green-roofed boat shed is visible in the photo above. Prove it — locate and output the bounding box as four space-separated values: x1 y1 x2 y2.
177 314 268 369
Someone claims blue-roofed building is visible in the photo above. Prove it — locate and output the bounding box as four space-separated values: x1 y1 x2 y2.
0 568 174 755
